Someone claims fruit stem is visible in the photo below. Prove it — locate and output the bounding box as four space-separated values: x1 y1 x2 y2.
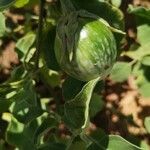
60 0 75 14
35 0 45 70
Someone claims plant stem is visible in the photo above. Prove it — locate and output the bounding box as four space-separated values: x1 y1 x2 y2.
35 0 45 70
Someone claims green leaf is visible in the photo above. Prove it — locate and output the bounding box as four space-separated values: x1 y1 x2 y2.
0 0 15 11
125 24 150 60
71 0 124 30
110 62 131 82
137 24 150 45
140 141 150 150
105 135 142 150
14 0 29 8
6 116 36 150
126 44 150 60
16 32 36 61
129 48 150 97
12 102 43 124
132 63 150 92
34 117 58 145
0 86 15 99
0 13 6 37
39 66 61 88
62 77 85 101
89 93 105 118
88 135 142 150
0 68 26 113
144 116 150 133
64 78 99 131
6 113 49 149
139 83 150 98
141 56 150 66
128 5 150 21
0 66 27 114
10 79 43 123
7 65 26 82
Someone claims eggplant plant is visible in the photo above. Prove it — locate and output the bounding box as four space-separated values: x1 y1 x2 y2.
0 0 149 150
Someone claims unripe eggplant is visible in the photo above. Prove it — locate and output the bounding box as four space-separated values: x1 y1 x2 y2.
55 6 117 81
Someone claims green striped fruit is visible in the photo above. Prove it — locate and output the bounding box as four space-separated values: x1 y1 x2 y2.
55 10 117 81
